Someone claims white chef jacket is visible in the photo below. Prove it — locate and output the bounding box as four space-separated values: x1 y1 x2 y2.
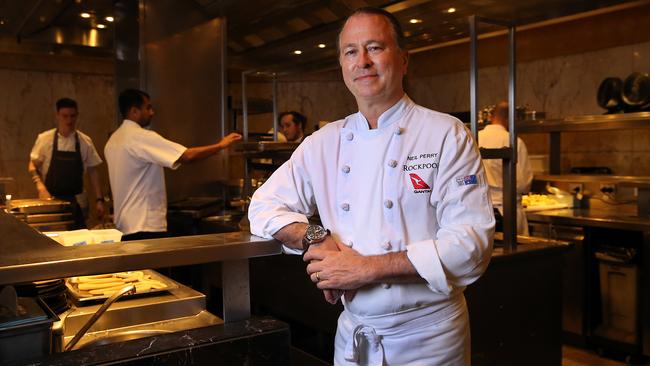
478 124 533 235
249 95 494 363
104 120 187 235
30 128 103 177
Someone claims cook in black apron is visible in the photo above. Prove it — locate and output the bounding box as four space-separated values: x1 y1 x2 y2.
44 130 86 229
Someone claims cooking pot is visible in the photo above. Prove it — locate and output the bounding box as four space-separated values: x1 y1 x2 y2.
597 77 624 113
622 72 650 111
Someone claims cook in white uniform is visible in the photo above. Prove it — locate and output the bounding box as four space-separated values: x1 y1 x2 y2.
248 8 494 365
478 101 533 235
105 89 241 240
29 97 105 228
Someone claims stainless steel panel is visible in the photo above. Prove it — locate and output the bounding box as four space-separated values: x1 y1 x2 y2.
141 1 226 201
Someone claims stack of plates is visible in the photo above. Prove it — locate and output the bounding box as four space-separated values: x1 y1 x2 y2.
14 280 69 314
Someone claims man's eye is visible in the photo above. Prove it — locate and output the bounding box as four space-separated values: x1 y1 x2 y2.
344 49 356 56
368 46 382 52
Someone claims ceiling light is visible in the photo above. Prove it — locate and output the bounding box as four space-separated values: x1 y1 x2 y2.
317 43 326 48
447 7 456 13
0 20 4 25
409 19 422 24
97 24 106 29
293 50 302 55
80 12 91 18
105 16 114 22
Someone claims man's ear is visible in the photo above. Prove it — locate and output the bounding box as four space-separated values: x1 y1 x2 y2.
401 51 409 75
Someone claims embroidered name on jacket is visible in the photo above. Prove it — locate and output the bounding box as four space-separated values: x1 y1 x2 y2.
404 152 438 194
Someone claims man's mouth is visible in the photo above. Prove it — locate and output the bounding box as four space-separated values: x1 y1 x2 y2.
354 74 378 82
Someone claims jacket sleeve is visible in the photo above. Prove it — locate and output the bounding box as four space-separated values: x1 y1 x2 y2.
406 123 495 294
248 138 317 252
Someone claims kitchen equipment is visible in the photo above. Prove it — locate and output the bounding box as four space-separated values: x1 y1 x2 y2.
597 77 625 113
0 296 59 364
9 198 71 214
15 279 70 314
622 72 650 111
54 276 222 351
65 270 177 306
64 284 136 351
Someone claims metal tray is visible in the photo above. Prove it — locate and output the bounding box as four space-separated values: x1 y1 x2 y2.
65 270 177 306
9 199 71 214
25 212 73 223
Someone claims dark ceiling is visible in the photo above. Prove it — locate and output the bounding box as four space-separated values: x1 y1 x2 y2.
0 0 639 71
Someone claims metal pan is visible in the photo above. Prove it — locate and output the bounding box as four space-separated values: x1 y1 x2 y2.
65 270 177 306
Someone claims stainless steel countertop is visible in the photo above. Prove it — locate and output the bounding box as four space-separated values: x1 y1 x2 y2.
527 208 650 231
0 211 281 286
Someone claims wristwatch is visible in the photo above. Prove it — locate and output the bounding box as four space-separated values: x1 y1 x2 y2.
302 224 330 251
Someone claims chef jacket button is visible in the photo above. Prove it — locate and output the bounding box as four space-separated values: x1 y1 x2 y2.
346 132 354 141
382 283 391 289
384 199 393 209
381 242 392 251
388 160 397 168
342 165 351 174
341 203 350 211
347 241 353 248
394 127 402 135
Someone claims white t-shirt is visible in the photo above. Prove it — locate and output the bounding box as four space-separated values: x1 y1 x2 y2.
477 124 533 206
30 128 103 177
104 120 187 235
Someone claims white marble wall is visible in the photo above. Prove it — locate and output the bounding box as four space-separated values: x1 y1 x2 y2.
0 69 115 199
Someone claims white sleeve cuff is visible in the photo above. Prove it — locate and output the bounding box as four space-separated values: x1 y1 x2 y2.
406 239 452 295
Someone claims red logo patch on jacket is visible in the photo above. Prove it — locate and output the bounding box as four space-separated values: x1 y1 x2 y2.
409 173 431 189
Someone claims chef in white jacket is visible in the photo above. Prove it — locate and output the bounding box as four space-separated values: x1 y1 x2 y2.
478 101 533 235
248 7 494 365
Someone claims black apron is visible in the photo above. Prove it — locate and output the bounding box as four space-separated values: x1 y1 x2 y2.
44 130 85 228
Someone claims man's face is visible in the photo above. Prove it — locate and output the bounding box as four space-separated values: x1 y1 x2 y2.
135 96 155 127
56 107 78 131
338 13 408 105
280 114 302 142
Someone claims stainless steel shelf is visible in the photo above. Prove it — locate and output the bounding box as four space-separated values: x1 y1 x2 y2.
519 112 650 133
534 174 650 186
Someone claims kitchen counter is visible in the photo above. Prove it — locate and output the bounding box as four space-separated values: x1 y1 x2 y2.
17 317 290 366
527 208 650 231
0 211 281 286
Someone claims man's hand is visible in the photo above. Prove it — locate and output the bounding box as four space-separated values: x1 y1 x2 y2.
95 200 105 219
304 241 371 291
304 236 343 304
37 183 52 199
219 133 242 148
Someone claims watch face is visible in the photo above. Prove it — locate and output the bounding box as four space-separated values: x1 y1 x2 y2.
306 225 327 243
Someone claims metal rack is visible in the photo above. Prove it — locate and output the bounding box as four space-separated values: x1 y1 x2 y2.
469 15 518 250
519 112 650 174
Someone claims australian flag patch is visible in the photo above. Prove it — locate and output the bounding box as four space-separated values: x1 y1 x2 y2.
455 174 478 186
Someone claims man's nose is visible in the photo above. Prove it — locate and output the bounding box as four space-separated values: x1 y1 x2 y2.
356 50 372 68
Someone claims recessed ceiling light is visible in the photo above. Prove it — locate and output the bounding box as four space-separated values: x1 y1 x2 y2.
317 43 326 48
80 12 91 18
0 20 4 25
447 7 456 13
105 16 114 22
97 24 106 29
409 18 422 24
293 50 302 55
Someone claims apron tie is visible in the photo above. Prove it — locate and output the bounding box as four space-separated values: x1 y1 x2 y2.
344 324 385 365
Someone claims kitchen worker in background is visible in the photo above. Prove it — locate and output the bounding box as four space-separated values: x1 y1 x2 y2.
478 101 533 235
105 89 241 241
249 7 494 365
279 111 307 143
28 98 105 229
